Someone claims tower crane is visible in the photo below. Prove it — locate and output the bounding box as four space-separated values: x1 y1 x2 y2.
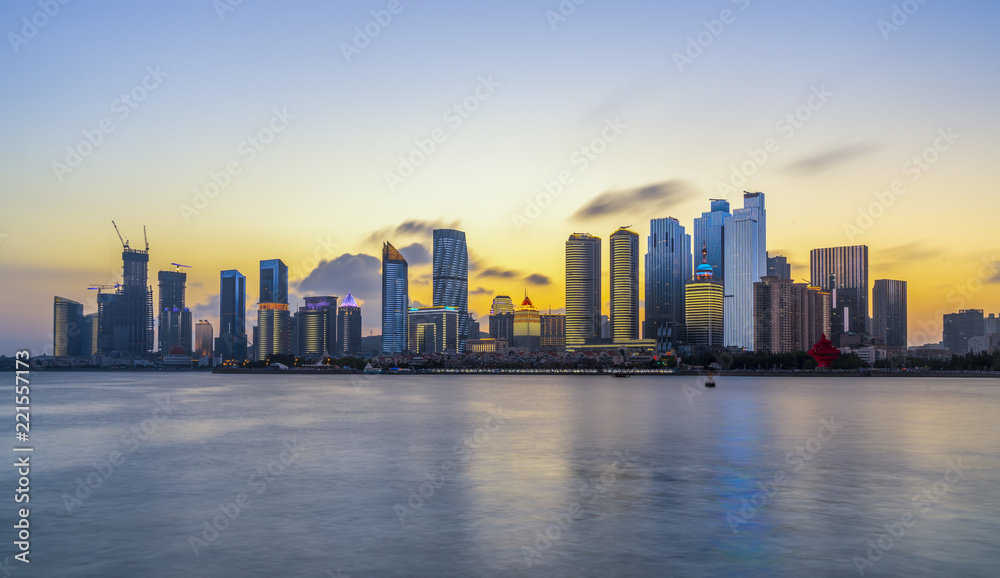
111 221 129 249
171 263 192 272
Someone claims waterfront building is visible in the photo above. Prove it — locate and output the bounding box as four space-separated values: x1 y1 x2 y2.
724 192 766 349
565 233 602 349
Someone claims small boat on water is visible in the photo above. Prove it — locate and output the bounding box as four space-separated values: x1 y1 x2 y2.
705 366 716 387
612 372 630 378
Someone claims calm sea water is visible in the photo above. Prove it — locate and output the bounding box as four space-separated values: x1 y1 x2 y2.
12 372 1000 576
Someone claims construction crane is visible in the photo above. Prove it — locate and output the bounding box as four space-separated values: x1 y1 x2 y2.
143 225 149 252
111 221 129 249
88 284 121 294
171 263 192 272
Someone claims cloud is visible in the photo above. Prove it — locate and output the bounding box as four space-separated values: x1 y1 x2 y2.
297 253 382 325
399 243 431 265
470 286 493 296
571 180 694 221
989 271 1000 284
525 274 551 285
368 219 461 245
190 293 220 321
478 267 518 279
783 142 879 174
877 242 944 265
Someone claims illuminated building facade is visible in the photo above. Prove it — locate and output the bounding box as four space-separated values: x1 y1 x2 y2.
565 233 602 350
256 259 289 361
611 227 640 343
53 296 84 356
195 320 213 357
336 291 363 356
684 245 724 350
540 313 566 350
297 296 338 357
644 217 691 342
512 295 541 350
432 229 469 352
408 306 460 354
382 241 409 354
489 295 515 343
724 192 766 350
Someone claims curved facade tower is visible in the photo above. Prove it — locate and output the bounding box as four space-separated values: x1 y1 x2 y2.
610 227 640 343
432 229 469 352
381 241 409 354
565 233 602 349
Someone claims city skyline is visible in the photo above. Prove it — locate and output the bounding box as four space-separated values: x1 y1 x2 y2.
2 1 1000 354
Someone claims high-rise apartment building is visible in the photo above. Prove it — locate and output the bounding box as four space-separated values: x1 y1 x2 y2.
565 233 602 349
753 277 830 354
644 217 691 341
872 280 907 347
610 226 640 343
433 229 469 352
724 192 767 349
381 242 409 354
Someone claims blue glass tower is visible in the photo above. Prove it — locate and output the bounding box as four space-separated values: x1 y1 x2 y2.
432 229 469 352
693 199 730 283
644 217 691 341
724 192 766 349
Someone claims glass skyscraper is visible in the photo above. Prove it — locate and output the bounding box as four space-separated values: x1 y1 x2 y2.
693 199 730 282
610 227 640 343
809 245 869 343
217 269 246 362
565 233 602 349
724 192 766 350
297 296 338 357
644 217 691 341
256 259 290 361
157 269 192 355
873 279 907 347
432 229 469 352
766 253 792 280
259 259 289 305
381 242 409 354
53 296 84 357
337 291 363 356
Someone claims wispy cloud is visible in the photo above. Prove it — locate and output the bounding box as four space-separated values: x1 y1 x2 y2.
571 180 694 220
783 142 879 174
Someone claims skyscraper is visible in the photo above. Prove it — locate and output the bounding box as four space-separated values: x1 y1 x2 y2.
685 244 724 351
810 245 869 343
610 227 640 343
82 312 98 356
337 291 363 356
256 259 290 362
644 217 691 341
724 192 767 349
217 269 246 362
432 229 469 352
565 233 602 349
157 269 192 356
873 280 907 347
53 296 84 357
488 295 515 343
540 312 566 350
195 320 213 357
512 295 541 350
753 277 830 354
297 296 338 357
943 309 984 353
693 199 730 282
408 307 460 354
381 242 409 354
766 253 792 280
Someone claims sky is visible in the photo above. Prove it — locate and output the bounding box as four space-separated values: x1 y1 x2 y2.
1 0 999 354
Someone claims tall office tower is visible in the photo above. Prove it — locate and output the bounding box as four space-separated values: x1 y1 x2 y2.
336 291 363 356
53 296 84 356
157 269 192 355
644 217 691 342
217 269 247 362
685 245 724 351
810 245 869 344
610 227 640 343
512 295 541 350
297 296 338 357
408 307 460 354
256 259 290 361
693 199 730 282
540 313 566 350
873 280 907 347
82 313 98 356
432 229 469 352
565 233 602 349
381 242 409 354
724 192 767 349
195 320 213 357
766 253 792 280
489 295 515 342
943 309 984 353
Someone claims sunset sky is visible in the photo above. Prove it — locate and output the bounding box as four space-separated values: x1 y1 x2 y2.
2 0 998 354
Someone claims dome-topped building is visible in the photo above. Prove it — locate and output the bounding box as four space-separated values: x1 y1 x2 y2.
686 242 724 350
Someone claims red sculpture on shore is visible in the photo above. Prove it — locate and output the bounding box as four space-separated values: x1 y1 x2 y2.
808 333 841 368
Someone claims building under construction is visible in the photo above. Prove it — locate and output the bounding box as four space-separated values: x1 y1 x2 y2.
97 223 154 358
